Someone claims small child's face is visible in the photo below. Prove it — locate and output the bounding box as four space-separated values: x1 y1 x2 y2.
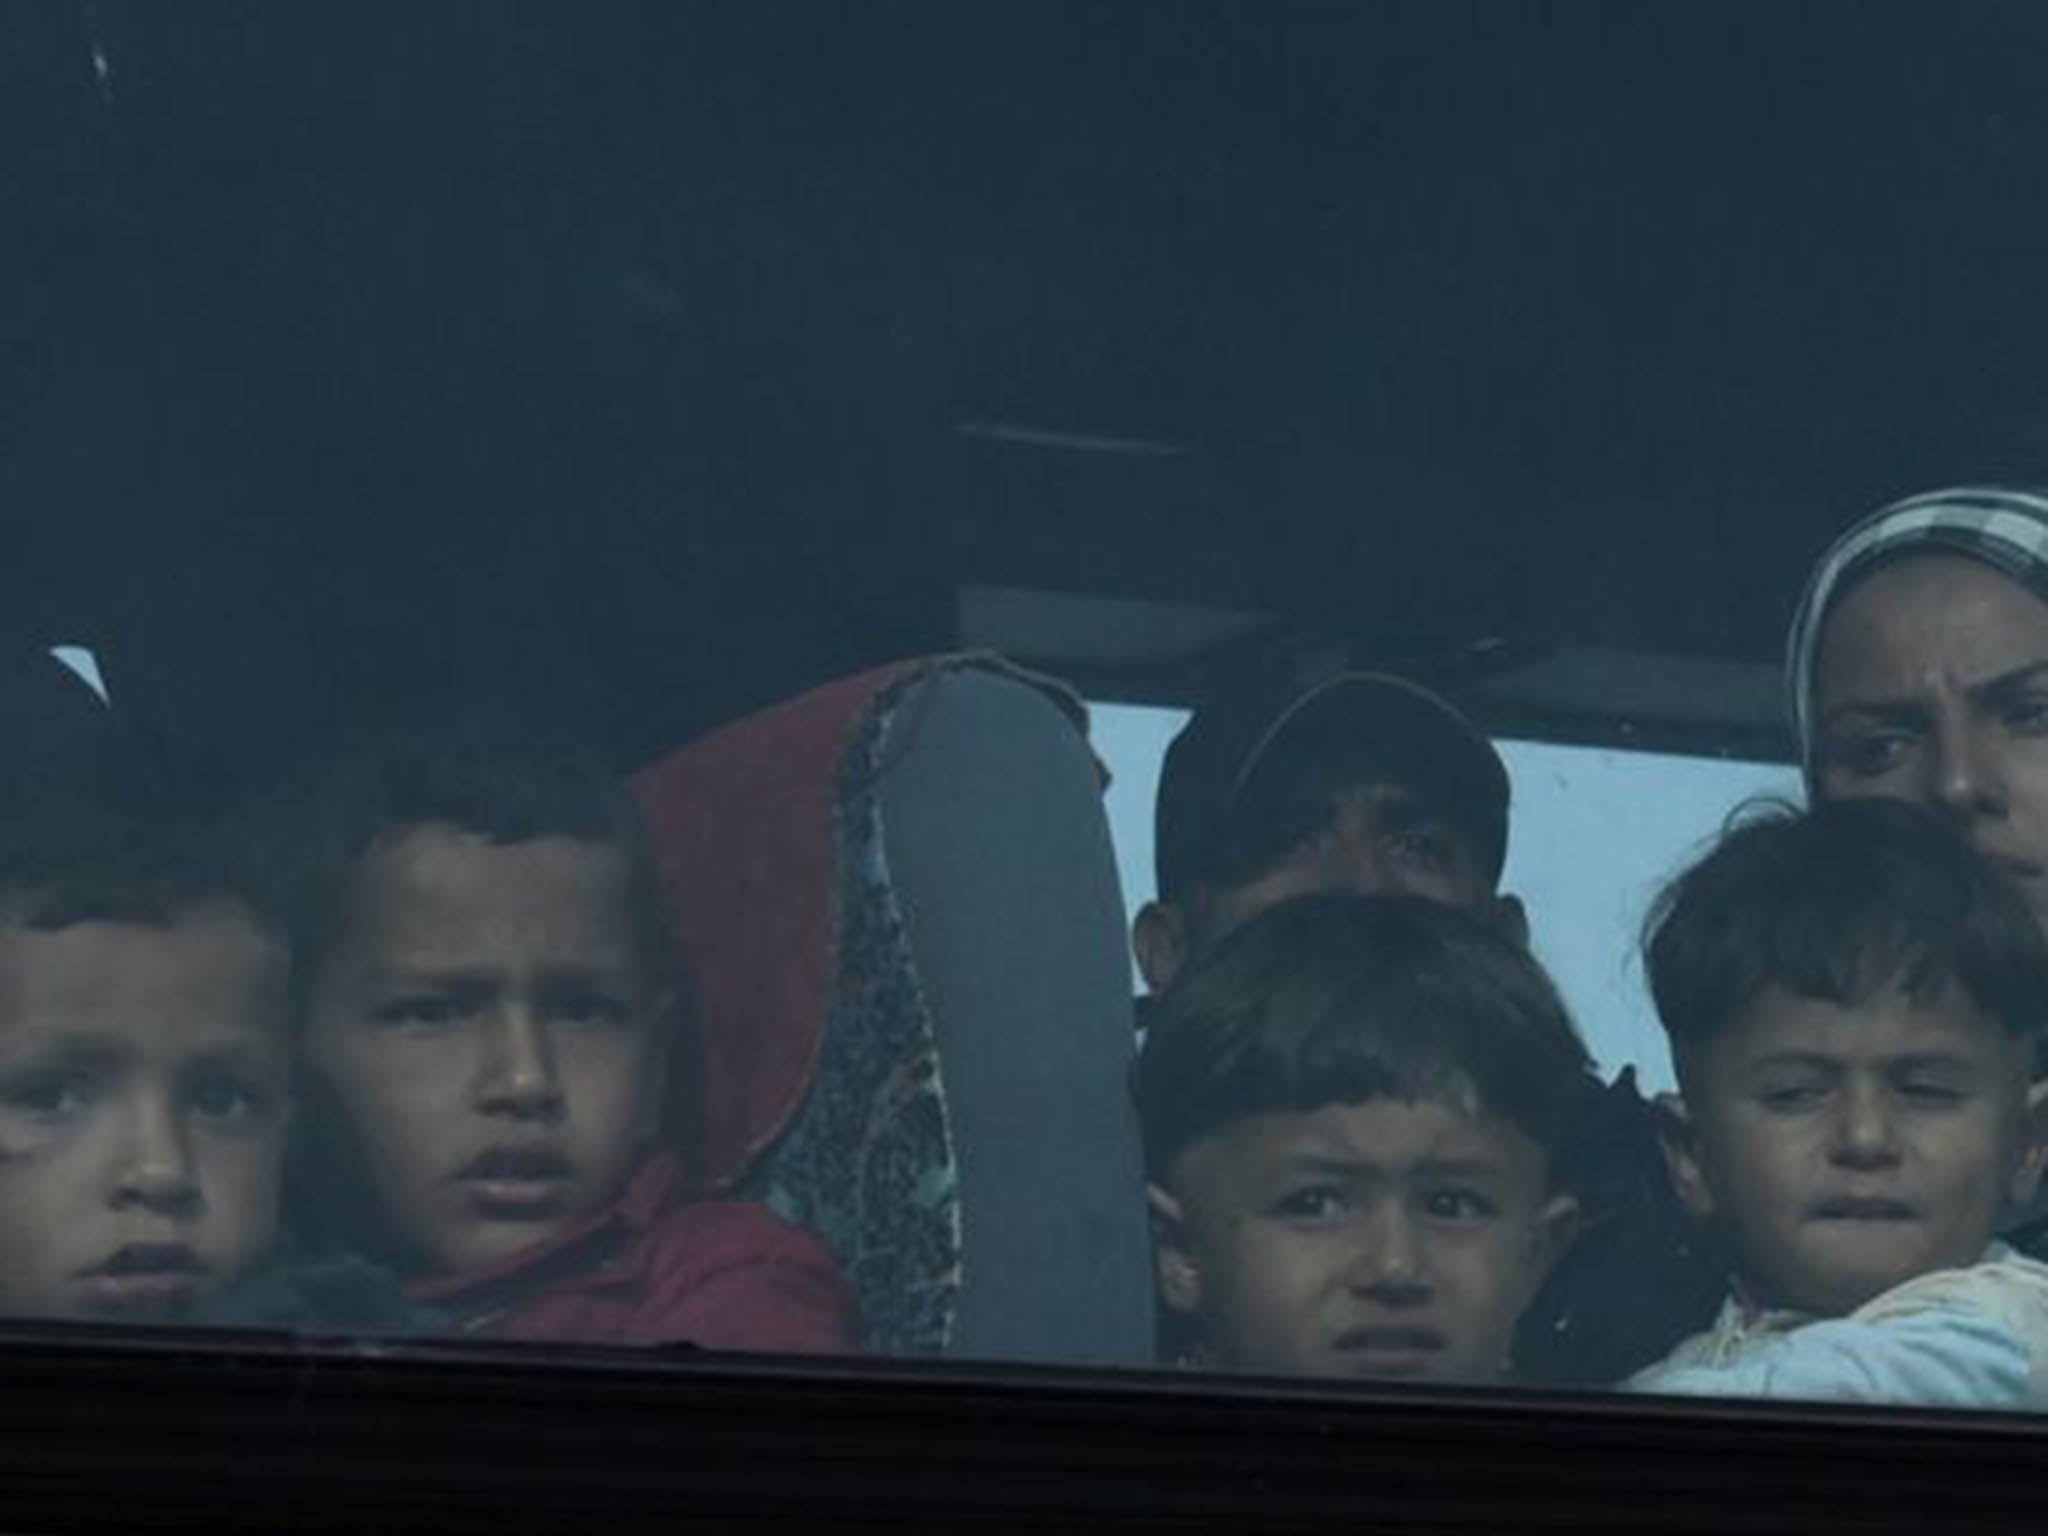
1668 981 2045 1316
305 828 668 1278
0 908 289 1321
1151 1097 1576 1384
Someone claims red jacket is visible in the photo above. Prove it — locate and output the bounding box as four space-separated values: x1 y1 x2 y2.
409 1154 858 1352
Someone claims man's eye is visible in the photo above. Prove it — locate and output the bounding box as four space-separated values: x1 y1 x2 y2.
0 1070 89 1118
1271 1186 1348 1223
1422 1187 1498 1222
373 995 465 1027
2003 695 2048 735
1388 828 1455 869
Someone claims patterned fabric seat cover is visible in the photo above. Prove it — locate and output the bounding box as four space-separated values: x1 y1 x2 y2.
631 655 1132 1357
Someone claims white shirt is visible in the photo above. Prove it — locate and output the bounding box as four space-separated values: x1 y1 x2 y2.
1627 1244 2048 1410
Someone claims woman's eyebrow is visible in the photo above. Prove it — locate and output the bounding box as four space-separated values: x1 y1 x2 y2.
1817 694 1929 731
1969 658 2048 704
1823 659 2048 723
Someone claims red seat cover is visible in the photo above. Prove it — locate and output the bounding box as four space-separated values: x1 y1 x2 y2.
630 661 925 1192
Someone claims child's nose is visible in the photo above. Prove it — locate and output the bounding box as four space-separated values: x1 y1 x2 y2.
110 1096 201 1216
1829 1081 1901 1167
1348 1206 1431 1298
474 1009 565 1119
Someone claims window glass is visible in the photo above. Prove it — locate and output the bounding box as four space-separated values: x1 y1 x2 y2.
49 648 109 704
13 1 2048 1437
1094 702 1802 1092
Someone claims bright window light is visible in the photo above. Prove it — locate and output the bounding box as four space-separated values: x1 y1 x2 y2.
49 646 109 704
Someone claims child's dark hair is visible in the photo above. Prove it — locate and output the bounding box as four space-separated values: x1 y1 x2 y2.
0 789 284 940
294 734 681 992
1134 894 1593 1182
1645 799 2048 1061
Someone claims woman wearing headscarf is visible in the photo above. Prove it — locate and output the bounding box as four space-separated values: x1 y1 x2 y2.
1788 486 2048 935
1787 485 2048 1253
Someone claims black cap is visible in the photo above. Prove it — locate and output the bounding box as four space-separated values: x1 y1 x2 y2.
1153 671 1510 901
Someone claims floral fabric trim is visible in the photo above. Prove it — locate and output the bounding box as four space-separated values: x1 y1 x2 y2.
735 671 963 1355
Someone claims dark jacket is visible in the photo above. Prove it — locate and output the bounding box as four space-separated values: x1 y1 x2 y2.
187 1249 440 1337
1513 1068 1728 1388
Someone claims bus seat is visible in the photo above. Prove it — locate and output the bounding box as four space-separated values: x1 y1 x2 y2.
630 655 1155 1364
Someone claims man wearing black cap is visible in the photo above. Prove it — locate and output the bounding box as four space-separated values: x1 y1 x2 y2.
1134 667 1725 1386
1134 670 1525 993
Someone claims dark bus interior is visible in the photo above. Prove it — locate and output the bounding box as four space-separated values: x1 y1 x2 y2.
29 0 2027 773
11 3 2048 1529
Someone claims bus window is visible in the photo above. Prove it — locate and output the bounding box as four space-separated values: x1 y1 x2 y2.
1095 702 1801 1094
16 11 2048 1527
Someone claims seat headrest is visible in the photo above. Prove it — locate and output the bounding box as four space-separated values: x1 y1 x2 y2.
630 654 1089 1192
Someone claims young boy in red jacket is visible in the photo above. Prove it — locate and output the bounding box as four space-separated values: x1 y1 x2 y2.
293 742 857 1349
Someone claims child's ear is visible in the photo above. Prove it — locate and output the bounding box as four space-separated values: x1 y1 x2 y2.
1133 902 1193 995
1147 1183 1204 1319
2011 1078 2048 1210
1655 1092 1718 1225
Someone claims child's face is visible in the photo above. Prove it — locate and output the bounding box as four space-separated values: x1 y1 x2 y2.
1150 1097 1576 1384
305 827 668 1278
0 908 289 1321
1667 981 2046 1316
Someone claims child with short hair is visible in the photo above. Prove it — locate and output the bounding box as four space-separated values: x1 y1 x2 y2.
293 741 857 1349
1632 799 2048 1406
1134 893 1589 1384
0 796 292 1324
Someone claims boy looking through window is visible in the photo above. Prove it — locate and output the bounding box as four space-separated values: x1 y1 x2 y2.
1136 666 1723 1384
1134 894 1587 1384
1633 799 2048 1406
0 798 290 1323
294 742 856 1349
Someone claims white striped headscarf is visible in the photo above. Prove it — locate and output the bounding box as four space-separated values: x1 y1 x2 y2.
1786 485 2048 773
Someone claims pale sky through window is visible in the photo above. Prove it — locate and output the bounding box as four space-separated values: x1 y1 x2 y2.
49 646 109 703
